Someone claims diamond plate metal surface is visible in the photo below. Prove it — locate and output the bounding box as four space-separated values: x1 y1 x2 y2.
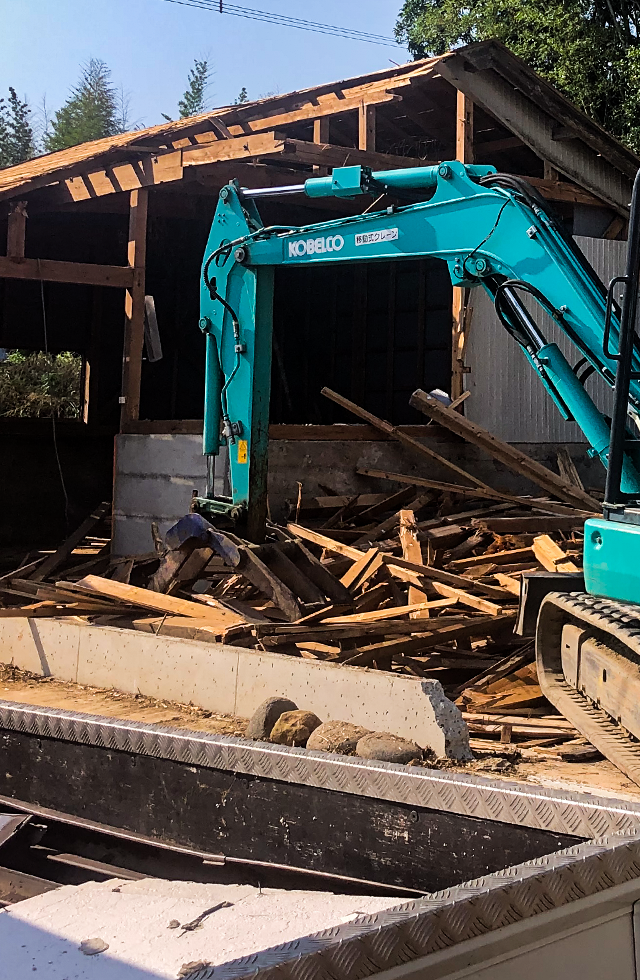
1 698 640 840
186 833 640 980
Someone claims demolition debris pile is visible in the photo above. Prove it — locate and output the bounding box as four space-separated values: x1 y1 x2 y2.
0 391 601 764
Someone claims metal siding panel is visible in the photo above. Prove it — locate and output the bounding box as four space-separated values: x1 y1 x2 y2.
465 236 627 442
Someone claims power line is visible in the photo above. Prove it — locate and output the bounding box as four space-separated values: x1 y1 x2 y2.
158 0 403 46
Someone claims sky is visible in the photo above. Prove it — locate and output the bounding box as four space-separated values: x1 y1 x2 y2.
1 0 409 137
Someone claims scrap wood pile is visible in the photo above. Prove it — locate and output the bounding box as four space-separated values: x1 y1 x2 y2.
0 389 605 764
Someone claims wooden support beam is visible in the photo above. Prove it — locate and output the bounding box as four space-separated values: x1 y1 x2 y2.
358 104 376 151
0 255 134 288
277 138 433 173
313 117 330 176
6 200 27 258
456 91 474 165
452 92 473 402
120 187 148 428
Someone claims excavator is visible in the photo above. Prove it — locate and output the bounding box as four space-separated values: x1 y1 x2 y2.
193 158 640 784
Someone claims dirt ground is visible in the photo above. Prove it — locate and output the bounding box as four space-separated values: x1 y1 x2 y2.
1 665 640 804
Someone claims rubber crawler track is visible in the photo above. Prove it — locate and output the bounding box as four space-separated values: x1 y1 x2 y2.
537 591 640 786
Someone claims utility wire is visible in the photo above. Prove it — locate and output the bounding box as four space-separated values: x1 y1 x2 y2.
158 0 403 46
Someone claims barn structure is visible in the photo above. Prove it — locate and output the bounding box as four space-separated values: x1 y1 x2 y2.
0 40 636 552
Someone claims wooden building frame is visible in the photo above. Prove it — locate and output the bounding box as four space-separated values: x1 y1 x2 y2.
0 39 638 436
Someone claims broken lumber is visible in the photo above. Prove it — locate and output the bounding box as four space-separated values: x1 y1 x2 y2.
409 389 600 511
71 575 246 626
532 534 581 573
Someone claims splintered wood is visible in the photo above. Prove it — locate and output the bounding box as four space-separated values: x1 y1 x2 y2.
0 395 601 763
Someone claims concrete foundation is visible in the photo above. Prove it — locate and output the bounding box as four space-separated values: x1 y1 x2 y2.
0 618 471 758
113 432 605 556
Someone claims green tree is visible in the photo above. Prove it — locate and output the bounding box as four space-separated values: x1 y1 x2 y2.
178 58 212 118
45 59 121 151
234 86 249 105
0 87 35 167
395 0 640 151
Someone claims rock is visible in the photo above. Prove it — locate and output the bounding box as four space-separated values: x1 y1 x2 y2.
79 938 109 956
270 710 322 747
355 732 423 765
168 919 180 929
307 721 371 755
245 696 298 740
178 962 212 978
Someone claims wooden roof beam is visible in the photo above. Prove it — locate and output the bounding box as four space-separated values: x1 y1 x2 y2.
438 53 633 214
0 256 134 288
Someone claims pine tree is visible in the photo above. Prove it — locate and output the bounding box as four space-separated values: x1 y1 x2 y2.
0 88 35 168
0 101 9 168
178 58 212 118
45 59 121 151
234 86 249 105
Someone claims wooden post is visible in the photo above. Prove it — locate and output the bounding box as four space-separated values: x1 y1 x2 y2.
543 161 560 182
6 201 27 259
120 187 148 428
452 92 474 402
313 117 330 175
358 103 376 151
83 287 102 424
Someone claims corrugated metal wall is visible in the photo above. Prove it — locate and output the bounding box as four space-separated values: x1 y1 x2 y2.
464 236 627 441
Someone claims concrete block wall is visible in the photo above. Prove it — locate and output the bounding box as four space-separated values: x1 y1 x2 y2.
113 432 605 556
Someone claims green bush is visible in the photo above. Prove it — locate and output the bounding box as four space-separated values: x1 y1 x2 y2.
0 351 81 418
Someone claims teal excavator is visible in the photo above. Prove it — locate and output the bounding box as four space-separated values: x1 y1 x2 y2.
194 159 640 783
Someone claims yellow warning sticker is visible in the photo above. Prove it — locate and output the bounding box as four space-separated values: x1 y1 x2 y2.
237 440 248 464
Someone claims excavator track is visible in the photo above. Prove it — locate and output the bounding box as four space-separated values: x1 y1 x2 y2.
537 591 640 786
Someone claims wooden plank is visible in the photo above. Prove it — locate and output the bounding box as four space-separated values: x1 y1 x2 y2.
448 546 535 569
382 554 515 600
286 524 362 561
357 468 589 518
120 187 148 427
0 255 134 289
409 389 600 510
359 104 376 151
494 573 521 596
131 616 235 642
321 387 492 491
532 534 580 573
556 447 585 491
324 598 452 624
72 574 246 624
456 90 474 164
342 614 517 666
430 581 504 616
472 515 582 534
398 510 428 613
31 502 111 582
7 201 27 259
340 548 380 590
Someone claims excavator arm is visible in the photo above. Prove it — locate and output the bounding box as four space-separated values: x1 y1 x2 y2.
196 160 640 540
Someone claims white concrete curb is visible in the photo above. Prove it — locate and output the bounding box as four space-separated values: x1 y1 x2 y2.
0 618 471 759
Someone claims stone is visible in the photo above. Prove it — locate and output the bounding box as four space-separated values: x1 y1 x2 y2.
269 710 322 747
306 721 371 755
245 696 298 740
79 938 109 956
355 732 423 765
178 962 212 978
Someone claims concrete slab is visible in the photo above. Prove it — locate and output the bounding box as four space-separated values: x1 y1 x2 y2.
0 619 471 758
0 879 401 980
